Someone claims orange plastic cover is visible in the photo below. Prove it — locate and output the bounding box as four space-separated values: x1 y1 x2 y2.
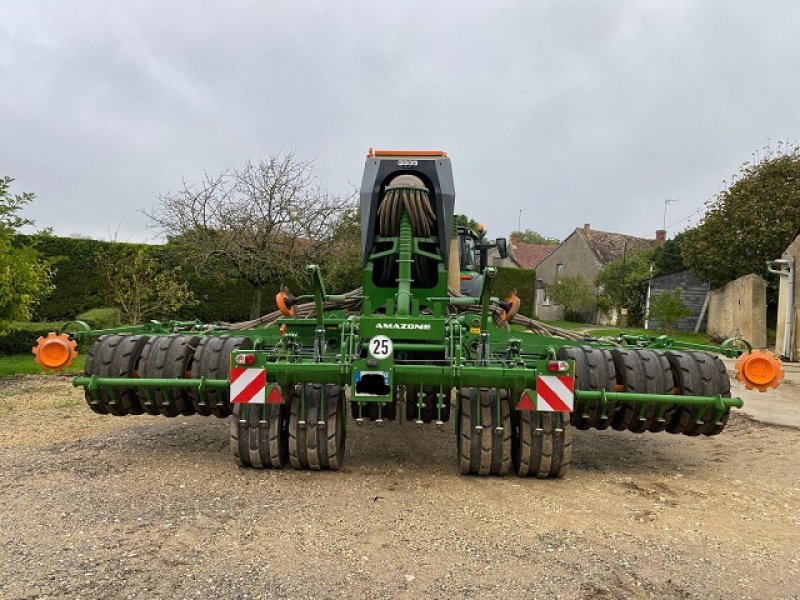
32 332 78 371
735 349 784 392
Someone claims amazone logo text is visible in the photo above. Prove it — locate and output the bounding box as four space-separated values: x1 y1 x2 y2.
375 323 432 331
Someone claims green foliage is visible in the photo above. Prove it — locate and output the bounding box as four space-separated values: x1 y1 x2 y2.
454 213 480 231
547 275 594 320
493 267 536 318
651 232 687 276
321 208 362 293
648 289 691 331
75 307 121 329
594 248 654 325
511 229 560 245
682 144 800 288
0 177 52 333
0 321 64 355
97 246 195 324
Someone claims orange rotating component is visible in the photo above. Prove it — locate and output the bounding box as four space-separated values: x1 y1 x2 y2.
275 289 297 318
32 332 78 371
500 291 521 322
735 349 784 392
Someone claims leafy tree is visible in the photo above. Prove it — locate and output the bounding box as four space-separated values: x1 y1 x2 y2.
594 248 654 325
511 229 559 245
97 246 194 324
148 153 356 318
322 208 362 293
0 177 52 333
648 289 691 331
548 275 594 321
682 143 800 288
651 232 687 276
454 213 480 231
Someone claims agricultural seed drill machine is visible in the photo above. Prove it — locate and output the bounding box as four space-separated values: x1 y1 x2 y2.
33 149 784 478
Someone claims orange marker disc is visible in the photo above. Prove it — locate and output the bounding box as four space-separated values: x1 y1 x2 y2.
32 332 78 371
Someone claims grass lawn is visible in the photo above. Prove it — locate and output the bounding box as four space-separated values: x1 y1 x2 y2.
0 353 86 378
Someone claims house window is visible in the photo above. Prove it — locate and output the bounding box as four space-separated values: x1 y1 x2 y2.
541 289 551 306
556 263 565 277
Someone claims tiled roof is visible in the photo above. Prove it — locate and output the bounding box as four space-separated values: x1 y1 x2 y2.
511 242 557 269
582 228 656 264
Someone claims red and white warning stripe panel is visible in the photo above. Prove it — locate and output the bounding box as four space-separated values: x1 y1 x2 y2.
536 375 574 412
230 367 266 404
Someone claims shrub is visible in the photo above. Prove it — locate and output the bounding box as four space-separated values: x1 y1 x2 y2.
649 289 691 331
0 321 64 355
75 307 122 329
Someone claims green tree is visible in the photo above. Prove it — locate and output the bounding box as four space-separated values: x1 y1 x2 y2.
548 275 594 321
511 229 559 245
651 232 687 276
594 249 654 325
0 177 52 333
322 208 362 293
454 213 480 231
98 246 195 324
648 289 691 331
682 143 800 288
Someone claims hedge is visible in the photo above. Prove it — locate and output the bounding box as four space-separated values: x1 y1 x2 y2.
0 322 64 355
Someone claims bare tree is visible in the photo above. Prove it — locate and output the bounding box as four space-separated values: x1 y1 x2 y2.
147 153 356 318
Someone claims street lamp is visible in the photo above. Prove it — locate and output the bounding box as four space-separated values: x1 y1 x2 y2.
663 197 677 230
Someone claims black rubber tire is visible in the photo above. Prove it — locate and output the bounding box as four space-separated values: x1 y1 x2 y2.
704 353 732 435
230 396 290 469
665 350 724 435
138 335 201 417
406 385 452 423
289 384 346 470
512 410 572 478
610 349 674 433
191 336 253 418
84 335 150 416
456 388 511 476
83 336 110 414
557 345 616 430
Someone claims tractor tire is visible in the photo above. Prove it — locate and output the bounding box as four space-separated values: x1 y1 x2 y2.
456 388 511 476
556 345 616 430
83 336 110 414
704 353 732 436
610 348 674 433
230 398 290 469
289 384 346 470
84 335 150 416
138 335 201 417
406 385 452 423
191 336 253 418
512 410 572 478
665 351 729 435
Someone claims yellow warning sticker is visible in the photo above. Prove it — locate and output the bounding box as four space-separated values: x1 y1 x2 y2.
469 327 481 334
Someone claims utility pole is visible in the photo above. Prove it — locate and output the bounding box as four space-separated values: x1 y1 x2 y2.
518 208 527 235
663 197 677 230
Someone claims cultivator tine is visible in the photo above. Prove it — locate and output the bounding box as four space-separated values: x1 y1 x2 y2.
317 385 326 428
555 412 564 434
435 386 445 427
494 388 503 434
654 402 669 425
472 388 482 432
299 384 307 429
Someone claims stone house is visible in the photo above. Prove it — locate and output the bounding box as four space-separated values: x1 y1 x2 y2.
534 224 663 323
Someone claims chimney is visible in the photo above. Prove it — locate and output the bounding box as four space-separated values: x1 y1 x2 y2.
583 223 591 234
655 229 666 245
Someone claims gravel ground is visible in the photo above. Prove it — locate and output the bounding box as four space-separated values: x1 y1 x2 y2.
1 375 799 599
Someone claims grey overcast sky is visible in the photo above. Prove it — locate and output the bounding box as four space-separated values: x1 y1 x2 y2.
2 1 799 243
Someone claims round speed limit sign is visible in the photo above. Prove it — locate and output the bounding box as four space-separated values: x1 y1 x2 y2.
368 335 393 360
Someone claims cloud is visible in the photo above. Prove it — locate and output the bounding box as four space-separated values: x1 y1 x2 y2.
2 1 799 243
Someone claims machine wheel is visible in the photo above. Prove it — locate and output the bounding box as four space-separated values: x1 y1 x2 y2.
138 335 201 417
191 336 254 418
84 335 150 416
665 351 730 435
456 388 511 476
556 346 616 430
610 348 674 433
704 353 732 435
289 384 346 470
230 399 290 469
83 337 110 414
406 385 452 423
512 411 572 478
